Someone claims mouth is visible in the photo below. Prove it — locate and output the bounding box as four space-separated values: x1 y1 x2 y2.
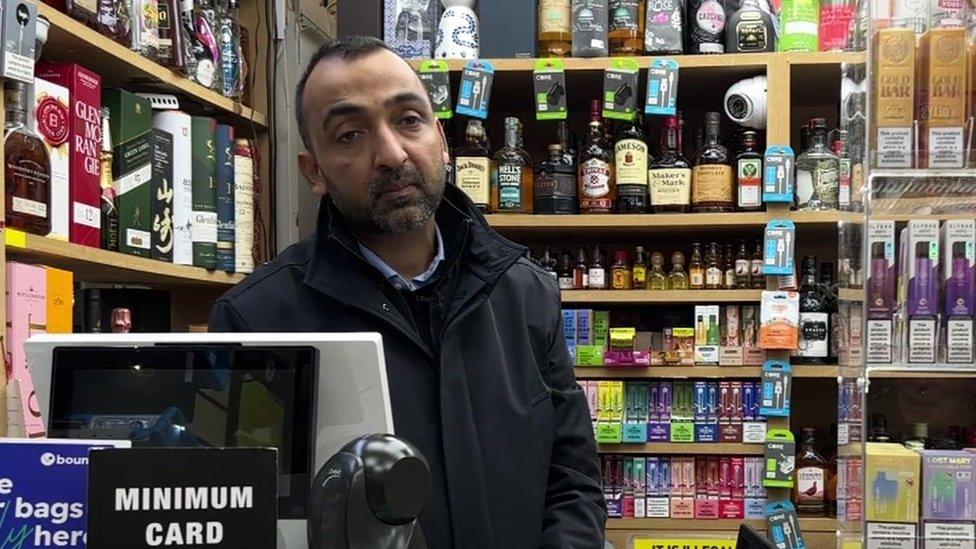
375 180 418 201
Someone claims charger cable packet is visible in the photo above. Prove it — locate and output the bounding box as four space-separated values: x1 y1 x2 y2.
760 360 792 417
763 146 795 203
764 220 796 275
417 60 453 119
456 60 494 119
764 429 796 488
603 58 640 121
767 500 806 549
534 59 567 120
645 59 678 116
760 291 799 350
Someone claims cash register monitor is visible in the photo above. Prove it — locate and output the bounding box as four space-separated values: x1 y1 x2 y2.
26 333 394 549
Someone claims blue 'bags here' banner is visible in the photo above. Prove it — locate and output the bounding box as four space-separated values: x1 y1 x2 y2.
0 438 130 548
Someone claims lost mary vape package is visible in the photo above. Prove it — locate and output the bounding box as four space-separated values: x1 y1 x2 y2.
921 450 976 535
903 220 941 364
942 220 975 364
867 221 896 364
866 443 920 543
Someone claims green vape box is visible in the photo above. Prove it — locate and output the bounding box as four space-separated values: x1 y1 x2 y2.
104 89 153 257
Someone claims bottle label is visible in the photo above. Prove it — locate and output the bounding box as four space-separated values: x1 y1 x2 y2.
838 158 852 209
589 268 606 288
751 259 764 278
12 196 48 218
737 158 762 208
535 166 577 210
796 466 825 503
735 18 768 51
692 164 733 205
581 158 612 198
609 0 641 31
633 266 647 286
649 167 691 206
615 139 648 185
796 161 839 209
455 156 491 207
496 164 524 210
797 312 829 357
724 269 736 288
736 259 750 277
706 267 722 286
540 0 572 33
691 271 704 286
612 268 630 289
695 0 726 34
36 96 70 147
558 276 575 290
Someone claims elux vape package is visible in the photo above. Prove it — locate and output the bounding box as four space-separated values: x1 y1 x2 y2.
721 381 745 443
622 458 635 518
671 457 695 519
921 450 976 530
918 26 968 169
694 457 719 519
693 381 719 443
646 457 671 518
603 456 622 518
670 382 695 443
649 382 672 442
942 220 975 363
695 305 721 364
905 220 941 364
623 382 649 443
720 305 744 365
874 27 916 168
745 457 768 519
383 0 439 59
633 458 647 518
866 443 920 535
719 457 745 519
867 221 897 363
563 309 577 363
743 381 767 444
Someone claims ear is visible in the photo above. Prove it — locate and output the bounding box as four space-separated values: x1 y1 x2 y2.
299 151 328 197
437 120 450 165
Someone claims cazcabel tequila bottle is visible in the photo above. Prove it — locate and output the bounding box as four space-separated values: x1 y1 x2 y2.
615 115 649 213
5 82 51 236
692 111 733 212
454 119 491 212
649 115 691 213
491 117 534 213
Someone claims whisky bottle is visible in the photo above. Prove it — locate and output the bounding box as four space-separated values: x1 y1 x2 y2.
535 144 578 214
724 243 736 289
611 250 633 289
735 240 750 288
4 82 52 237
689 242 705 289
579 102 615 213
795 427 827 516
795 256 829 364
608 0 646 55
705 242 723 289
750 240 765 289
218 0 241 98
539 0 572 57
492 117 534 213
574 246 589 289
540 246 558 279
558 250 575 289
589 245 608 289
649 251 669 290
455 119 491 212
632 246 648 289
735 130 763 211
100 107 120 251
692 112 734 213
796 118 839 211
669 251 689 289
615 114 650 213
649 115 692 213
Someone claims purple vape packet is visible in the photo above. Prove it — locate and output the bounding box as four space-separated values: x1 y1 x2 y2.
868 222 896 320
910 241 940 317
922 450 976 521
945 240 975 317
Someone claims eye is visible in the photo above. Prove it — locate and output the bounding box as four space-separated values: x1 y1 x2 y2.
336 130 363 144
400 114 423 127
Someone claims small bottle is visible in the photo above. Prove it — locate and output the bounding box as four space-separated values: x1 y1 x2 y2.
796 118 839 211
589 245 607 290
736 130 763 211
574 246 590 289
632 246 648 289
669 251 689 289
110 307 133 333
540 246 558 279
580 101 615 213
692 112 734 213
795 427 827 516
735 240 751 289
218 0 241 98
615 114 650 214
611 250 633 290
868 413 891 442
4 82 52 237
492 117 535 214
649 114 692 213
608 0 646 55
455 119 492 212
539 0 573 57
705 242 723 289
649 251 669 290
100 107 120 251
750 240 765 289
724 243 737 289
906 423 930 450
689 243 705 290
558 251 575 290
833 129 852 211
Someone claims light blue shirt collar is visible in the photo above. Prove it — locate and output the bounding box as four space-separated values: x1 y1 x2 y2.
358 225 445 292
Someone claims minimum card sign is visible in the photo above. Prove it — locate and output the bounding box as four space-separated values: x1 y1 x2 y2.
87 448 277 549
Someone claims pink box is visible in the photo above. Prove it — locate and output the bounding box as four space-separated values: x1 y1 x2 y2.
6 262 47 436
719 499 745 519
695 497 720 518
671 497 695 519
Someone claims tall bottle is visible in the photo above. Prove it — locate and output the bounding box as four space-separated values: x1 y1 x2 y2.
795 256 829 364
692 112 733 213
796 118 839 211
735 130 763 211
100 108 120 251
750 240 765 289
795 427 827 516
579 101 615 213
455 119 491 212
832 129 852 211
218 0 241 98
687 0 727 53
492 117 534 214
540 246 559 279
689 243 705 289
536 144 578 214
650 115 692 213
669 251 689 289
608 0 645 55
539 0 573 57
558 251 575 290
4 83 51 236
726 0 776 52
615 115 650 213
574 246 590 289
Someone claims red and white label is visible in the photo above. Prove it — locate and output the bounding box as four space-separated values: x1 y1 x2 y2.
36 96 69 147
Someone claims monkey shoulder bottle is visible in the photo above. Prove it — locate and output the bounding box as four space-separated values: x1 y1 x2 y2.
692 111 733 213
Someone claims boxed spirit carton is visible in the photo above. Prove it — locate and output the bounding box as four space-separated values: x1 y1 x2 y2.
6 262 47 437
33 77 71 241
104 89 153 257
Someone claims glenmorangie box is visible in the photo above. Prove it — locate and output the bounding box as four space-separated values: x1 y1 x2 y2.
191 116 217 269
151 128 174 262
104 89 153 257
215 124 235 272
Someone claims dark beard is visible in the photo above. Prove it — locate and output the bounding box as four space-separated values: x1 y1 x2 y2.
332 166 444 235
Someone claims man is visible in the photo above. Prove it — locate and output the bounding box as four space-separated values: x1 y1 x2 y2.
209 36 606 548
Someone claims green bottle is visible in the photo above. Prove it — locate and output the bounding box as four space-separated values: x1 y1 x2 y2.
779 0 819 52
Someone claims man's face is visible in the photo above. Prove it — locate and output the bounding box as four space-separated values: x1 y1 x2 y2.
298 49 449 235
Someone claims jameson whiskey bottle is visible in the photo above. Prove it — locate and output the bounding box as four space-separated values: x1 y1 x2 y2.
454 119 491 212
536 144 578 214
796 118 839 211
608 0 645 55
579 103 615 213
649 115 691 213
736 130 763 211
692 112 733 212
4 83 51 236
491 117 534 214
615 115 649 213
100 107 120 250
539 0 572 57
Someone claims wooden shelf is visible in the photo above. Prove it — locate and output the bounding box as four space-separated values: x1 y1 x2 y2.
39 4 267 128
575 365 839 379
868 213 976 222
597 442 764 455
5 233 244 287
606 517 838 532
868 366 976 379
562 289 762 304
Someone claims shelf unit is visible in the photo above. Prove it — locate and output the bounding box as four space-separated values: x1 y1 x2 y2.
597 442 765 455
562 289 762 304
605 517 838 532
575 365 840 379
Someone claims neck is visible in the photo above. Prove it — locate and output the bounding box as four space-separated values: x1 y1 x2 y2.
357 220 438 279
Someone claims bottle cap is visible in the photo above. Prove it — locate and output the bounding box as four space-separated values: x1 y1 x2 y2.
614 251 629 263
548 143 563 154
704 111 722 125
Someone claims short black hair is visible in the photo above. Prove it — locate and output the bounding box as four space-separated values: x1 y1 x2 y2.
294 35 398 152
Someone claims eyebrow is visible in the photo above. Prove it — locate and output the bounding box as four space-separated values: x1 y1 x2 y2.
321 91 431 133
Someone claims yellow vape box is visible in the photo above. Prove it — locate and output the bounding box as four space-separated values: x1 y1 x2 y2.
866 442 921 524
918 27 968 168
875 27 917 168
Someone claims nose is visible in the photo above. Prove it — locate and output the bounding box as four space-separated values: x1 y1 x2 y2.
373 123 409 170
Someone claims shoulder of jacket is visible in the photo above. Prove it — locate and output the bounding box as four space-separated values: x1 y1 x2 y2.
507 257 560 295
217 240 312 306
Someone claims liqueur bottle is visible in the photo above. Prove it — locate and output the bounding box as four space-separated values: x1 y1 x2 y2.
4 83 51 236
